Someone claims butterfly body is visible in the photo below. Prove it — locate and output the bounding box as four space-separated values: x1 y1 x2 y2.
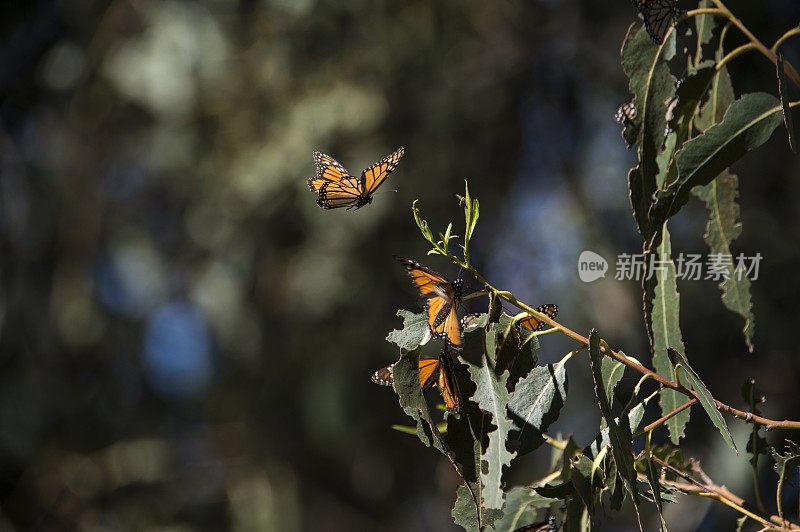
395 256 464 350
308 147 405 209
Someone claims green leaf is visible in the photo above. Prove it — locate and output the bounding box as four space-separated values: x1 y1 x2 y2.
622 24 677 241
651 92 783 224
412 199 436 245
507 353 570 456
771 440 800 521
695 66 735 133
600 356 626 408
642 454 668 532
457 180 480 263
452 484 503 531
693 170 755 351
693 0 717 60
651 228 690 444
571 454 597 515
386 309 430 350
494 487 557 531
667 347 736 452
777 54 797 153
563 496 587 532
393 348 446 453
666 62 717 151
469 358 516 510
589 331 640 509
741 380 767 469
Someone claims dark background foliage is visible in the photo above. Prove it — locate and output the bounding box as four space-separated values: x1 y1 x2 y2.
0 1 798 530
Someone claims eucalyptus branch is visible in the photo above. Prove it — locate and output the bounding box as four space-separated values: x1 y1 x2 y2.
708 0 800 88
651 456 800 531
633 398 698 437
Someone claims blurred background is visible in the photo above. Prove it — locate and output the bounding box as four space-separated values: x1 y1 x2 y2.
1 0 798 530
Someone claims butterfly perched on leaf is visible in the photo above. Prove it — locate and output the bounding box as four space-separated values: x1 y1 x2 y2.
614 100 637 124
371 350 463 414
631 0 682 45
308 147 405 209
396 256 465 350
518 304 559 332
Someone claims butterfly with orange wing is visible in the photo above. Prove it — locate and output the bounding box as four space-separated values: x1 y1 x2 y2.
308 147 405 209
518 304 559 332
370 349 463 414
396 256 465 350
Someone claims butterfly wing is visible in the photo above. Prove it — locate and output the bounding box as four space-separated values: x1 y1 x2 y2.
361 146 405 195
308 151 352 193
396 257 463 349
371 358 442 389
316 178 365 209
519 304 559 332
614 100 637 124
636 0 680 44
436 352 462 414
371 364 394 386
418 358 441 388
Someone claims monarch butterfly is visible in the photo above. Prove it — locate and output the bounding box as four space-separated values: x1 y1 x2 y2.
513 515 557 532
631 0 681 45
396 256 464 350
614 100 637 124
370 350 463 414
308 147 405 209
518 304 559 332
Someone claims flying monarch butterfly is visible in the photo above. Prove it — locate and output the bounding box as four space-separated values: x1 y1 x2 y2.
631 0 682 45
614 100 637 124
513 515 557 532
370 351 463 414
396 256 464 350
308 147 405 209
518 304 559 332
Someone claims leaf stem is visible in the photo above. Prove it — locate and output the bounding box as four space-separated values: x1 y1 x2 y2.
634 398 697 437
709 0 800 88
773 27 800 53
716 43 758 71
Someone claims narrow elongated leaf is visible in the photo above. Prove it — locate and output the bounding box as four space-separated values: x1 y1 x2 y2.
667 348 736 452
694 171 755 351
643 455 668 532
386 309 430 350
693 0 716 57
742 380 767 488
771 440 800 520
571 454 596 514
507 354 570 456
622 24 677 241
651 228 689 444
651 93 783 223
393 348 445 452
601 356 626 408
777 54 797 153
469 358 515 510
666 62 717 151
494 487 557 531
589 331 640 509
